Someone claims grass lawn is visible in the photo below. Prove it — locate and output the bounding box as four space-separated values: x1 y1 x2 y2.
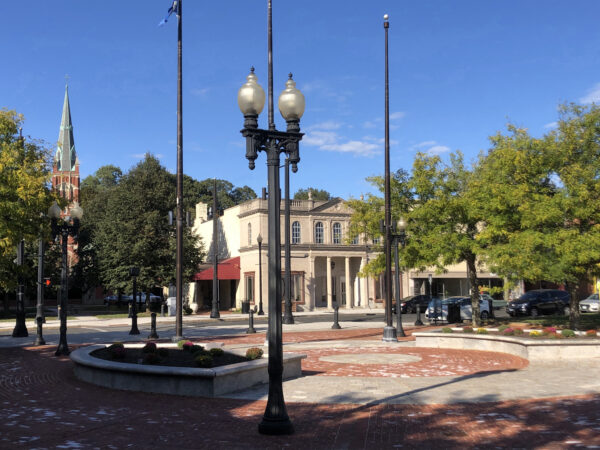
95 312 152 319
493 313 600 330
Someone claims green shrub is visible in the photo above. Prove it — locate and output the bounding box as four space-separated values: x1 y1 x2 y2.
184 306 193 315
561 329 576 338
476 328 488 334
209 348 224 357
143 353 161 364
498 325 509 332
177 340 192 349
441 327 453 333
513 328 524 335
246 347 264 360
195 354 214 367
107 343 126 359
190 345 204 354
107 342 124 350
157 348 169 357
462 326 474 333
142 342 157 353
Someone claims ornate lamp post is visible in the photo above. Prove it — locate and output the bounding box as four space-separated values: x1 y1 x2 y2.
237 1 305 435
48 200 83 356
391 217 407 337
210 179 220 319
34 236 46 346
129 267 140 335
382 13 397 342
282 156 294 325
257 233 264 315
12 239 28 338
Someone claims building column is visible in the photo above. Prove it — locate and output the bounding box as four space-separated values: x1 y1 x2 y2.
345 256 352 309
326 256 333 310
308 257 316 310
360 256 368 308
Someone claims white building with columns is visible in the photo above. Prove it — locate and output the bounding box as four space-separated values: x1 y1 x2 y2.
192 194 381 312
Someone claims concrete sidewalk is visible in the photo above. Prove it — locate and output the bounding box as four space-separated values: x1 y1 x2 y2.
1 326 599 449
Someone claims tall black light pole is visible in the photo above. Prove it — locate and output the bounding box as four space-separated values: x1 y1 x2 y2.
382 14 397 342
257 233 264 315
34 237 46 345
210 178 220 319
129 267 140 335
237 0 305 435
12 239 28 338
173 0 184 342
48 200 83 356
283 157 294 324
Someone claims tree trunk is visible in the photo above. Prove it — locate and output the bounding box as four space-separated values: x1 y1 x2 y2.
2 291 8 316
467 255 480 327
567 281 580 330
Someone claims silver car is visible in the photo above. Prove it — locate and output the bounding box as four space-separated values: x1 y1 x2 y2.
579 293 599 313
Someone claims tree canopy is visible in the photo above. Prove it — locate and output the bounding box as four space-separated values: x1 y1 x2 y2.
294 187 331 201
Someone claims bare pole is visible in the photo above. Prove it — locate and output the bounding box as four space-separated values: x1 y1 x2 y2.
174 0 184 341
268 0 274 131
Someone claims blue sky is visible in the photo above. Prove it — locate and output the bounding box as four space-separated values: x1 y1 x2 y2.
2 1 600 200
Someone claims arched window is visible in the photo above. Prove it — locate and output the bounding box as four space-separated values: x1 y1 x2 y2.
332 222 342 244
247 223 252 246
292 221 301 244
315 222 324 244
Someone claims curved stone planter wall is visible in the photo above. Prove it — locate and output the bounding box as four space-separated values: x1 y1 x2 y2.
71 344 306 397
413 332 600 362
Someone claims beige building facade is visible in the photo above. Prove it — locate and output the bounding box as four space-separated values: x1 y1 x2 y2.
191 196 503 312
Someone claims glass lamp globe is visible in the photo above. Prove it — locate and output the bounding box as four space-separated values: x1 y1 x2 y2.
278 74 305 121
397 217 407 231
48 201 62 219
70 202 83 220
237 68 265 116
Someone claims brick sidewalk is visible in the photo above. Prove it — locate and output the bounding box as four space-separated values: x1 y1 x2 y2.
1 329 599 449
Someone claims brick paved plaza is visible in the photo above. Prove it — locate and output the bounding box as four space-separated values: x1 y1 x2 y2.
1 324 600 449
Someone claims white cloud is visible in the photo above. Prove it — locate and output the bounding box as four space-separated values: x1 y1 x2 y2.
303 130 381 157
362 112 405 129
580 83 600 104
131 153 164 159
191 88 209 97
389 111 406 120
544 121 558 129
410 140 450 156
306 121 343 131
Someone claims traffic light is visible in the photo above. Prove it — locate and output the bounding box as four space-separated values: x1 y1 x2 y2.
44 277 51 287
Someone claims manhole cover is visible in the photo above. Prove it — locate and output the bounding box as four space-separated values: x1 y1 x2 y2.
319 353 422 365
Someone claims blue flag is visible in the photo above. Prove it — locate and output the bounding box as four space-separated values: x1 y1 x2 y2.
158 1 178 26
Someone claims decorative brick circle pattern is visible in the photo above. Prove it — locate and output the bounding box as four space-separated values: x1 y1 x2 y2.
0 347 598 448
302 347 528 378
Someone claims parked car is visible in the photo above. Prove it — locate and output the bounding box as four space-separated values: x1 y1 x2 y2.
393 294 433 314
425 296 491 322
506 289 570 317
104 294 131 306
579 293 599 314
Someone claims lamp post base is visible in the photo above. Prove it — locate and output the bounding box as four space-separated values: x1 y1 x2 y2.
55 343 70 356
382 325 398 342
282 315 294 325
258 417 294 435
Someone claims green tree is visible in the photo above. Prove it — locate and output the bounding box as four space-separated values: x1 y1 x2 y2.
0 109 54 302
294 187 331 201
92 155 204 295
345 194 384 278
403 152 487 326
184 176 256 216
475 104 600 329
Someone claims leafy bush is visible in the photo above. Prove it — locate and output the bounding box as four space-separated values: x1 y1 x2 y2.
184 306 193 315
107 342 124 350
157 348 169 357
462 326 474 333
107 343 126 359
441 327 453 333
585 329 597 337
246 347 264 360
190 345 204 354
476 328 488 334
209 348 224 357
177 340 193 349
502 328 514 336
498 325 509 332
195 354 213 367
561 329 576 338
543 327 557 335
143 353 161 364
142 342 157 353
513 328 524 335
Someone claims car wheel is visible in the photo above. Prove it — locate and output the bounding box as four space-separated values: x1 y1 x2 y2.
480 311 489 320
530 307 539 317
563 306 570 315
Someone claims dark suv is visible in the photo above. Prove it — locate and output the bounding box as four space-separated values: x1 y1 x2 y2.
393 294 433 314
506 289 570 317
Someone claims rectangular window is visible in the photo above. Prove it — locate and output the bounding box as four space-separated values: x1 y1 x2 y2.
245 273 254 302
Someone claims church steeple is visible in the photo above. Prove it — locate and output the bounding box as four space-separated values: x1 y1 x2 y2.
55 84 78 171
52 82 80 204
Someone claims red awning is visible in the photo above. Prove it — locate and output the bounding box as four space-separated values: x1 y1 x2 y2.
193 256 240 281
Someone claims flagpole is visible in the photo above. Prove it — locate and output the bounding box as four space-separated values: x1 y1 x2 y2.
174 0 184 341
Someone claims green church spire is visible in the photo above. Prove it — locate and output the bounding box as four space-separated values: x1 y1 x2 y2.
55 83 77 171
